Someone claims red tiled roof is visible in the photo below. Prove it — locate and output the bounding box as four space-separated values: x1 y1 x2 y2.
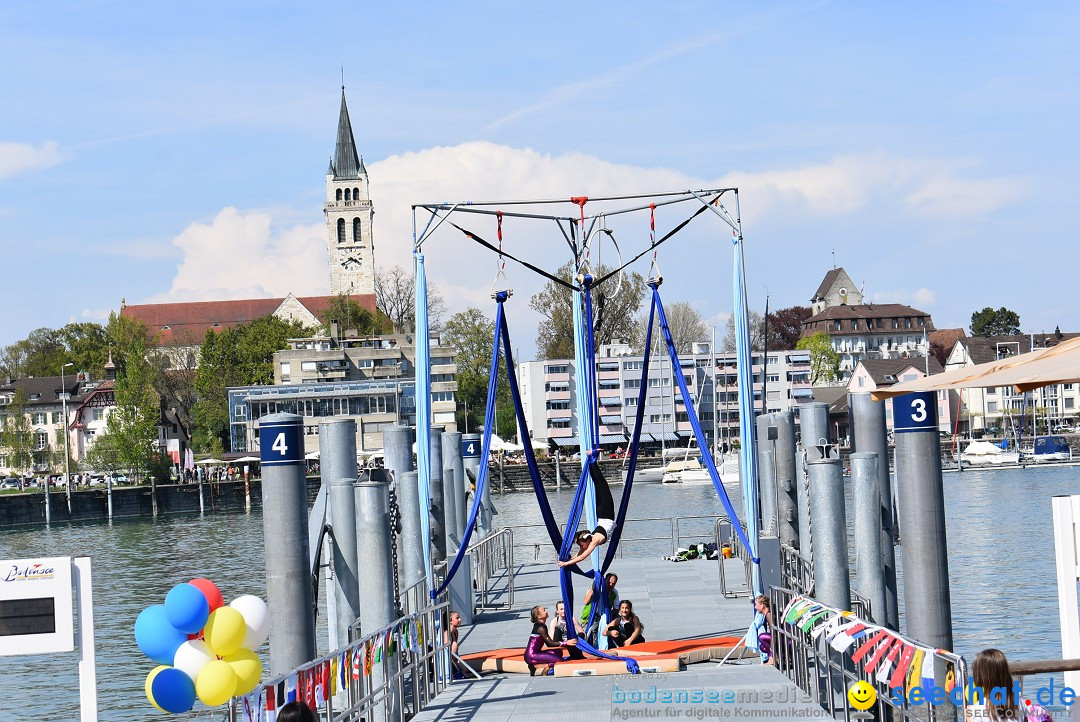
122 294 376 346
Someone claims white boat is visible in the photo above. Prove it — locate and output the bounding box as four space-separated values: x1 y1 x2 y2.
959 440 1020 466
661 457 711 483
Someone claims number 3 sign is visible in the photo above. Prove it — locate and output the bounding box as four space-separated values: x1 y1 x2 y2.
891 392 938 434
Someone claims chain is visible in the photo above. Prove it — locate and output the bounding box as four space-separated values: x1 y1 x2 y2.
800 447 815 594
388 482 403 616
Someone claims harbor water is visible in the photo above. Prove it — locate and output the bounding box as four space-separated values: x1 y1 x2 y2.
0 464 1077 719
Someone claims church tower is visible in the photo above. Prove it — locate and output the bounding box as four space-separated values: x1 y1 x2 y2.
325 89 375 296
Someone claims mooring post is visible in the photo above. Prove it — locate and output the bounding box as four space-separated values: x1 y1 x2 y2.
849 392 899 630
429 427 446 563
773 410 799 550
798 402 830 561
442 431 473 625
756 413 778 535
397 470 426 595
851 452 885 625
892 392 953 650
460 433 488 537
320 419 361 658
258 413 316 674
807 457 851 610
356 470 400 720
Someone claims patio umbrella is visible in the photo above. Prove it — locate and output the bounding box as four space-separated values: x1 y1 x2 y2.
195 458 224 465
872 336 1080 399
232 456 260 463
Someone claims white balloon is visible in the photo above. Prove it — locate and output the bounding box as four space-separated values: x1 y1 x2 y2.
173 639 216 682
230 595 270 650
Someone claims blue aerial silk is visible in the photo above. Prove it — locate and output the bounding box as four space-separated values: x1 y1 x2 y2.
414 253 433 594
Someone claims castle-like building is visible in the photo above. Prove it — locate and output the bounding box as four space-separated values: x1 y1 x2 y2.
325 89 376 296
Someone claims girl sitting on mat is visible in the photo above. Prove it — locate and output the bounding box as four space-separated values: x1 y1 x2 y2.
559 464 617 567
604 600 646 648
525 605 576 676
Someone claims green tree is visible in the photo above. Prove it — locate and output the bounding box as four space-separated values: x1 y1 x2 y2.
796 331 841 384
970 307 1021 337
0 387 35 473
108 335 161 487
529 262 646 360
319 294 392 336
441 308 515 438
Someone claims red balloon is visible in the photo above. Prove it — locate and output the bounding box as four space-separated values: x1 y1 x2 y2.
188 578 224 613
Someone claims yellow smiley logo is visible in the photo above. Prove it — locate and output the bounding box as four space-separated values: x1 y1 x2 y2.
847 680 877 711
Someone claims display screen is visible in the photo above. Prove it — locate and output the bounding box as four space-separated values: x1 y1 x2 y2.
0 597 56 636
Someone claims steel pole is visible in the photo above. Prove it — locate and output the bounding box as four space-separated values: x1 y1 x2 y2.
849 392 899 629
798 402 830 560
773 410 799 549
442 432 473 624
320 420 361 656
429 427 446 563
851 452 885 626
807 457 851 610
259 413 316 673
893 392 953 650
356 472 400 720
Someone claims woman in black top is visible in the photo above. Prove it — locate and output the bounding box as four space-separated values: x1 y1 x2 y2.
604 600 645 648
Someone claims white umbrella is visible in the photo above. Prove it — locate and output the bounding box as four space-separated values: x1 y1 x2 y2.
305 450 320 460
233 456 260 463
196 458 224 465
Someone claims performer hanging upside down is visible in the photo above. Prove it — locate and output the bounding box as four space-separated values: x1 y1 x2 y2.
559 463 617 567
524 605 576 676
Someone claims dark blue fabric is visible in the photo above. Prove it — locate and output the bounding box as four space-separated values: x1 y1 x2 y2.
653 287 759 563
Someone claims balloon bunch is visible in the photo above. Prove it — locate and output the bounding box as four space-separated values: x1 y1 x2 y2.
135 578 270 714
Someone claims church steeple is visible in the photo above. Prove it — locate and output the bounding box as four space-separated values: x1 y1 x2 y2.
333 89 362 180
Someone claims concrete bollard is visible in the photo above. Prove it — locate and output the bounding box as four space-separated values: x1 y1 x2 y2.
773 410 799 549
798 403 831 560
259 413 316 674
429 427 446 563
849 392 899 630
851 452 885 626
893 392 954 650
356 472 400 720
807 457 851 611
460 434 486 536
396 471 426 595
442 432 463 542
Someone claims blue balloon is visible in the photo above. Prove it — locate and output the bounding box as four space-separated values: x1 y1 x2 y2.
135 605 188 665
164 583 210 634
150 666 196 714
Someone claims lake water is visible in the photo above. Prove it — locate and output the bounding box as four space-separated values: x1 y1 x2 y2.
1 464 1077 719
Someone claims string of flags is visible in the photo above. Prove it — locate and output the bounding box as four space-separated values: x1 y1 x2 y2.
237 615 429 722
780 595 961 699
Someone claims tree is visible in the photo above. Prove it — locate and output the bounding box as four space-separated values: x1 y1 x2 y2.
0 387 35 474
319 294 392 336
104 334 161 510
723 311 766 353
633 302 708 355
970 307 1021 337
441 308 515 438
375 265 446 333
765 306 813 351
530 262 646 360
796 331 840 384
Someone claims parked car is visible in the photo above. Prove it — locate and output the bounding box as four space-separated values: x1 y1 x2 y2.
1053 425 1076 434
1 478 22 490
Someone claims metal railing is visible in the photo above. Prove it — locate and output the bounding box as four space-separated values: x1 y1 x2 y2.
228 592 451 722
716 517 753 598
467 528 515 611
780 542 814 595
770 585 968 722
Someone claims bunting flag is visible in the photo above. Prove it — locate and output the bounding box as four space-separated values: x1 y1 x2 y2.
813 613 848 641
386 628 396 656
875 638 905 683
364 639 375 676
286 673 298 703
330 656 339 697
906 648 925 698
862 632 897 673
317 660 330 706
242 689 264 722
265 685 277 722
799 608 831 633
944 661 957 692
785 599 817 624
830 622 869 652
418 620 425 648
889 643 916 690
352 646 362 680
921 648 936 690
305 668 315 709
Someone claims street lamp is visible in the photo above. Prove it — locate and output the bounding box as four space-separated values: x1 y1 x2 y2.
61 362 73 515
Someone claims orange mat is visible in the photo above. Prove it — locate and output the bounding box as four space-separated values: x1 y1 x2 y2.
460 635 751 677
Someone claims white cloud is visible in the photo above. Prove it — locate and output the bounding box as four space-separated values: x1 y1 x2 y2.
148 207 329 303
0 141 63 180
79 308 112 321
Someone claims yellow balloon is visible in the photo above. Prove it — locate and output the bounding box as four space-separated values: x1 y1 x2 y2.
225 648 263 696
196 659 238 707
145 665 168 712
204 607 246 656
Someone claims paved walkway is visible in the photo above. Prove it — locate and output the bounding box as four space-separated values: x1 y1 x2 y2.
415 557 829 721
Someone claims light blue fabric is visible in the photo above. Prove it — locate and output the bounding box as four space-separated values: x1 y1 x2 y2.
414 253 433 593
744 611 768 662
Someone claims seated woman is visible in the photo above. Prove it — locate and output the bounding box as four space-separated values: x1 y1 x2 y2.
964 648 1051 721
525 605 576 675
604 600 645 648
559 464 618 567
548 601 586 659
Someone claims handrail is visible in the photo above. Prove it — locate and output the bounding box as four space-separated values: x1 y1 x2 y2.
466 528 515 611
1010 658 1080 675
716 517 752 598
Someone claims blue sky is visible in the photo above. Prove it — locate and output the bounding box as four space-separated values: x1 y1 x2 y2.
2 1 1077 359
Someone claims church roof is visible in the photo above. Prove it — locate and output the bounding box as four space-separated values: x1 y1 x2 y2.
812 268 844 301
333 89 362 180
122 294 377 346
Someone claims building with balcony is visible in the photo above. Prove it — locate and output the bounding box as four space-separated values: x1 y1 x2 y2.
516 342 818 450
847 357 954 434
945 333 1080 436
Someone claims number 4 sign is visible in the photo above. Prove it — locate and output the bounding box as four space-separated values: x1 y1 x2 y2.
259 417 304 466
